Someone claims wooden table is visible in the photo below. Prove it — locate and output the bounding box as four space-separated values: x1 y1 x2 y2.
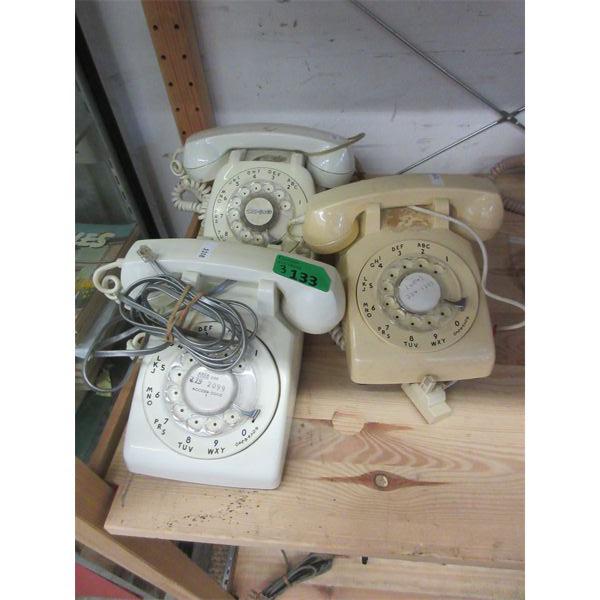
103 212 524 596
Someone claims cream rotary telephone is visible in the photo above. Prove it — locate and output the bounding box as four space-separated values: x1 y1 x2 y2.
170 123 359 252
93 238 344 488
303 174 524 423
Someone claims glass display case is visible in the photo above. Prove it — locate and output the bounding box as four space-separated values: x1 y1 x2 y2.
75 20 158 459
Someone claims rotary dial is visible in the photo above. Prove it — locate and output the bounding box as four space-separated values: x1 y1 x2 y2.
357 240 480 352
141 337 280 459
211 167 308 252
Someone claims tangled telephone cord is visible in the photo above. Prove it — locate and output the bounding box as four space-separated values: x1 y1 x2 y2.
169 148 212 219
250 552 334 599
83 248 258 393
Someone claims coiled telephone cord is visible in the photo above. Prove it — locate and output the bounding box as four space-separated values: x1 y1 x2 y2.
329 323 346 351
170 148 212 219
489 155 525 215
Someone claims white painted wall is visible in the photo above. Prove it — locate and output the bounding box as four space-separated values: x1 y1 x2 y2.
76 0 524 237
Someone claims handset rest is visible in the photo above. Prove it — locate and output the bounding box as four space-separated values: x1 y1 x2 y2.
182 123 356 188
121 239 345 335
303 174 504 254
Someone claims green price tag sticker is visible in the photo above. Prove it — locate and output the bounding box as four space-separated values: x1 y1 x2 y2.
273 254 331 292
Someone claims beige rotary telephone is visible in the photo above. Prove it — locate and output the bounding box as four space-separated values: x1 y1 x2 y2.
303 174 523 423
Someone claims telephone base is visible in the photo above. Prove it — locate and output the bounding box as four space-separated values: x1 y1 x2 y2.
401 379 452 424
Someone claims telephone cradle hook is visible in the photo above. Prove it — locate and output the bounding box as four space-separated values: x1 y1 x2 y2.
401 375 452 424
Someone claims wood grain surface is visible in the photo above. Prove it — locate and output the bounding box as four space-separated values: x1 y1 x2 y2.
88 362 141 478
76 459 232 600
104 212 524 568
141 0 214 141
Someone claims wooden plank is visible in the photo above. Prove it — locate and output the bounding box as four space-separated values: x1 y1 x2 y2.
88 361 141 478
232 547 524 600
104 341 523 566
76 458 232 600
185 213 201 239
141 0 214 142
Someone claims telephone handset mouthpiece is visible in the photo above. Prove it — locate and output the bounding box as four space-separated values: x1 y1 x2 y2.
181 123 357 188
120 238 345 335
302 174 504 254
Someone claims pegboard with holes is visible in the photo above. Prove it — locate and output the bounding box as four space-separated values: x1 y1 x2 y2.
141 0 214 142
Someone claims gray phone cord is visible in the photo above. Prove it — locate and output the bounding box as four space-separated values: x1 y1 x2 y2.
83 254 258 394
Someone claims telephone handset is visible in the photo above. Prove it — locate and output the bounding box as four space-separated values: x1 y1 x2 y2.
303 174 504 253
120 239 344 334
170 123 359 252
181 123 356 187
303 174 513 423
117 238 345 488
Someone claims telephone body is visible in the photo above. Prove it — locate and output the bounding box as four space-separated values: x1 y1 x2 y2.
303 174 504 422
176 123 356 252
121 238 345 488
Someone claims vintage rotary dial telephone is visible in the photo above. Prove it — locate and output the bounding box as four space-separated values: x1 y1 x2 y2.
170 123 358 252
101 238 344 488
303 174 521 423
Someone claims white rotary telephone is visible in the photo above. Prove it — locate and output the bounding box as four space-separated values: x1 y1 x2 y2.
170 123 359 252
107 238 344 489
